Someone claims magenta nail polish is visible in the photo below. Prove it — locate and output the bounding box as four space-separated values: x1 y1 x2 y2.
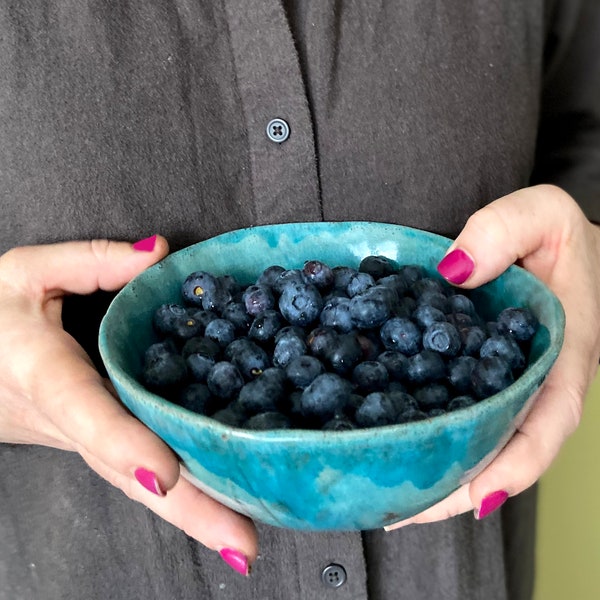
476 490 508 520
219 548 250 576
132 234 157 252
134 467 166 496
437 248 474 284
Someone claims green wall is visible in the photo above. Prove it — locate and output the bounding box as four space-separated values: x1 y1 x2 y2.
534 370 600 599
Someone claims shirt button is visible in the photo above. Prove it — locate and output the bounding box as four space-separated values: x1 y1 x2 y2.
321 563 347 588
266 118 290 143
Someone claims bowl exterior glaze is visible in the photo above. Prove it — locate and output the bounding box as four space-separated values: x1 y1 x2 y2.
99 222 564 530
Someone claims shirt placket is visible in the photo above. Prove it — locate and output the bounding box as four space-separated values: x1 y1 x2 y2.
223 0 323 225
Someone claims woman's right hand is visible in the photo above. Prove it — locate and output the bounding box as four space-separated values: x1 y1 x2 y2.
0 237 258 576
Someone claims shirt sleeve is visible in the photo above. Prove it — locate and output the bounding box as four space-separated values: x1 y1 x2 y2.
531 0 600 223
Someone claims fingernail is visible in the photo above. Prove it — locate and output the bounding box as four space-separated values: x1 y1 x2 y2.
475 490 508 520
134 467 166 496
219 548 250 576
437 248 474 284
132 234 157 252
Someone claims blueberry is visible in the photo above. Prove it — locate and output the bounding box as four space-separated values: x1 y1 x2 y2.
352 361 389 393
459 325 488 356
272 269 304 295
410 277 446 299
182 337 219 382
322 415 357 431
358 255 398 279
355 331 383 361
143 339 178 363
211 404 246 427
386 390 419 411
204 318 237 348
470 356 514 399
278 282 323 327
177 383 216 415
242 284 275 316
323 332 363 375
300 373 353 423
393 295 418 318
355 392 407 427
248 309 283 343
181 336 221 360
447 294 475 316
274 325 306 344
396 407 428 423
187 308 219 330
427 408 447 418
446 312 475 329
302 260 334 290
385 380 409 394
220 302 252 334
256 265 286 288
218 274 242 299
152 304 202 340
380 317 422 355
346 272 375 297
406 350 447 384
244 411 291 430
181 271 219 307
479 334 525 371
182 271 231 312
447 395 477 411
237 368 287 415
332 266 359 290
349 286 395 329
206 361 244 399
142 352 188 393
412 304 447 329
285 355 326 388
415 290 448 312
397 264 426 287
447 355 478 393
320 296 354 332
413 383 450 411
225 338 271 379
496 307 539 342
305 326 338 359
422 321 461 356
377 273 409 297
272 330 307 368
185 353 215 383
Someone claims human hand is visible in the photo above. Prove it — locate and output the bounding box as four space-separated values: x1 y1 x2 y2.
387 184 600 529
0 237 257 575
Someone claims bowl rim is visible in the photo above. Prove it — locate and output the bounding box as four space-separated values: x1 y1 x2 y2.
99 221 566 445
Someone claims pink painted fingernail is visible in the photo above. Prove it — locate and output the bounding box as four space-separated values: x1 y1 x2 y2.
437 248 474 284
475 490 508 520
134 467 166 496
219 548 250 576
132 234 157 252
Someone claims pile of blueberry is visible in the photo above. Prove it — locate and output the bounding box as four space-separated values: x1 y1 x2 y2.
141 256 538 431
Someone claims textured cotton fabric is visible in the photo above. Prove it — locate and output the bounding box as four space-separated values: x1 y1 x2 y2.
0 2 598 599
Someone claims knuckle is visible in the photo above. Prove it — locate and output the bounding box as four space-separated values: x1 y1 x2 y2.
88 239 113 265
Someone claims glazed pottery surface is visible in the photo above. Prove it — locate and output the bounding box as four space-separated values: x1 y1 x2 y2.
99 221 564 530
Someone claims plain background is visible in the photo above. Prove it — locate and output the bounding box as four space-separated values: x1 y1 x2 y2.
534 370 600 598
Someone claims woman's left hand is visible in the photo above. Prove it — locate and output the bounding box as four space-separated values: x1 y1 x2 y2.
387 184 600 528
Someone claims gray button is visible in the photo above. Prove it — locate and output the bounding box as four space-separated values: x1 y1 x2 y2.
321 563 347 588
266 118 290 143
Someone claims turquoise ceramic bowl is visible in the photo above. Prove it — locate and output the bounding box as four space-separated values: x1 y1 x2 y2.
98 222 564 531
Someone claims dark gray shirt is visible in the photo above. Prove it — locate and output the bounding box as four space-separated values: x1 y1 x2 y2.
0 1 598 599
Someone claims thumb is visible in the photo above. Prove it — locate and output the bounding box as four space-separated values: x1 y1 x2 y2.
435 185 580 288
4 234 169 297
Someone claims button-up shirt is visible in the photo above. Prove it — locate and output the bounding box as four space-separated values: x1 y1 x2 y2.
0 1 598 599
